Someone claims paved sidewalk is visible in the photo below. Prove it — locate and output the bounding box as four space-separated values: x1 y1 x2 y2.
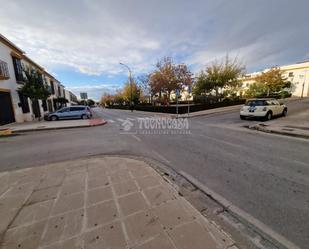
0 156 237 249
0 118 106 134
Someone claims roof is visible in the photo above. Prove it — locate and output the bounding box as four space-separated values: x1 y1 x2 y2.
0 33 24 55
23 54 44 71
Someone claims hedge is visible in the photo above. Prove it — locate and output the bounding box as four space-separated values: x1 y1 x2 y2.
106 99 246 114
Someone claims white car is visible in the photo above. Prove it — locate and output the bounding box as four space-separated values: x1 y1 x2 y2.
240 98 287 120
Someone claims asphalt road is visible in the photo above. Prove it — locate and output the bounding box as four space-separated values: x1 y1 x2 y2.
0 100 308 248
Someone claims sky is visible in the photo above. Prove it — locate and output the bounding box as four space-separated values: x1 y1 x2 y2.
1 0 308 100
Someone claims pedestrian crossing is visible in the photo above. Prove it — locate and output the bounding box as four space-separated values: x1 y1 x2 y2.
106 117 139 124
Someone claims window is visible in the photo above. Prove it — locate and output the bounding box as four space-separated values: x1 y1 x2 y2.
18 92 30 113
58 86 61 97
0 60 10 80
288 72 294 77
50 81 55 94
58 107 70 113
12 56 24 82
70 107 85 111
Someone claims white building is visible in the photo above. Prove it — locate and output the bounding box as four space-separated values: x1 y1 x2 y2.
241 61 309 97
0 33 72 125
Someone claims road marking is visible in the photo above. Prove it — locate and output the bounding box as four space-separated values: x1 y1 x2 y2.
131 134 141 142
117 118 125 122
127 118 136 121
179 170 301 249
107 119 115 123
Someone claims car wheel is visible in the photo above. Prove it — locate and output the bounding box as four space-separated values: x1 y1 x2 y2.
265 111 272 121
81 114 88 120
50 115 58 121
282 108 288 117
240 115 246 120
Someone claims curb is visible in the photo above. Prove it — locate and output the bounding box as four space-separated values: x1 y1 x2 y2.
0 129 13 137
248 124 309 139
4 120 107 134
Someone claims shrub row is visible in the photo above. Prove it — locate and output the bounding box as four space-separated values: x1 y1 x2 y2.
106 99 246 114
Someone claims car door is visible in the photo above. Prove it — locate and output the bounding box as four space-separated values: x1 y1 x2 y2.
57 107 71 119
273 100 283 115
69 107 81 119
270 100 279 115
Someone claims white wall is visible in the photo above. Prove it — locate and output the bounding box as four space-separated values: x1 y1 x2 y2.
0 42 25 123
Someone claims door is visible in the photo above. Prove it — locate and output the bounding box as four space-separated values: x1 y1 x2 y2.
271 100 281 115
57 107 71 119
69 107 83 119
31 100 41 118
0 91 15 125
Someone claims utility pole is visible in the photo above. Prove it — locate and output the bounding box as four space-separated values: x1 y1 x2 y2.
120 62 133 112
300 70 307 98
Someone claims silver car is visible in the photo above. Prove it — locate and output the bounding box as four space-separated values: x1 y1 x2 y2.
45 106 92 121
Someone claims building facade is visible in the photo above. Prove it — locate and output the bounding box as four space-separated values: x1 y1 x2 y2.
0 33 75 125
241 61 309 97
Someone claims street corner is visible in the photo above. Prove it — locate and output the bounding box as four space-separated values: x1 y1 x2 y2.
0 156 237 249
88 118 107 127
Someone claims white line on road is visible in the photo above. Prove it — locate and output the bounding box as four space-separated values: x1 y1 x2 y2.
131 134 141 142
117 118 125 122
180 170 301 249
107 119 115 123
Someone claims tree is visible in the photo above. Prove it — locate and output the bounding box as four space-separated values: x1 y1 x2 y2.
18 67 51 120
100 93 114 106
149 57 193 103
195 56 245 99
122 80 141 105
114 90 124 105
193 70 215 95
255 67 291 96
245 82 268 97
137 74 152 103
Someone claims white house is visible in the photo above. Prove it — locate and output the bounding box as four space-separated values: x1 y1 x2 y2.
241 61 309 97
0 33 71 125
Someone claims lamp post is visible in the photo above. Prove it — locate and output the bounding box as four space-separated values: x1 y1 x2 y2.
120 62 133 112
299 70 308 98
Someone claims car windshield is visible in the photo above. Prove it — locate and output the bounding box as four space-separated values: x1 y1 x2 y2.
245 100 266 106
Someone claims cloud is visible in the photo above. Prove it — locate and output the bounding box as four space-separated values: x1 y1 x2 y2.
0 0 308 78
66 83 121 101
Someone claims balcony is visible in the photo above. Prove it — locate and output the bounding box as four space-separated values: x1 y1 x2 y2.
0 60 10 80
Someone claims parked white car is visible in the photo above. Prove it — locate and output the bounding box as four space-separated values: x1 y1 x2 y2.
240 98 287 121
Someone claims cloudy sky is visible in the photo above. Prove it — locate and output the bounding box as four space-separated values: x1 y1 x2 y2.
1 0 308 100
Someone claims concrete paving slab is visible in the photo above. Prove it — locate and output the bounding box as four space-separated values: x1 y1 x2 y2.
86 186 113 206
118 192 148 216
168 220 217 249
113 180 139 197
26 187 59 205
143 185 177 206
0 156 237 249
86 200 118 228
135 233 176 249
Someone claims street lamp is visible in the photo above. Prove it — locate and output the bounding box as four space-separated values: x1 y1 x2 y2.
120 62 133 112
299 70 308 98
